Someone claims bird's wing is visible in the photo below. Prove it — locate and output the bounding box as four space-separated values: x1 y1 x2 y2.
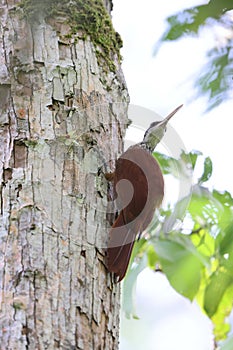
107 210 136 282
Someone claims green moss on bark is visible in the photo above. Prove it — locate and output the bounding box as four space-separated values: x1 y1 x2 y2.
19 0 123 72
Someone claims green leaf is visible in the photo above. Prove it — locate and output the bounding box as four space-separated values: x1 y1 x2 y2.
187 185 223 232
191 228 215 258
195 46 233 112
204 269 233 317
198 156 213 184
180 149 202 170
153 152 181 177
213 191 233 231
154 234 205 300
217 222 233 256
213 190 233 208
153 150 201 180
147 245 158 269
212 284 233 341
157 1 233 44
154 1 233 110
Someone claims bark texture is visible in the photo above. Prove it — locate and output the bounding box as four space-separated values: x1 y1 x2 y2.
0 0 128 348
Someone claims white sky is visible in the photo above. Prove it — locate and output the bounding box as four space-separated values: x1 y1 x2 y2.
112 0 233 349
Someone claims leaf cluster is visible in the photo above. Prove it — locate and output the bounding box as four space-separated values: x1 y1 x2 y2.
123 150 233 345
154 0 233 111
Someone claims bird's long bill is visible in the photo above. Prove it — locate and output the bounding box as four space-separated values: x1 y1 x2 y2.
158 104 183 126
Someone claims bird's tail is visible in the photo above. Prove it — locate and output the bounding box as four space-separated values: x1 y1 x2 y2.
107 211 136 282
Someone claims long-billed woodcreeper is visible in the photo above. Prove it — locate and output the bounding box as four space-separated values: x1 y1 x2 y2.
106 105 183 282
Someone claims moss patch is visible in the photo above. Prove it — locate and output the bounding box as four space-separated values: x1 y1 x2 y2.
19 0 123 72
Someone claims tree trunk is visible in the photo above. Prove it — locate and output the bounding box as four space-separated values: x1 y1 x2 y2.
0 0 128 348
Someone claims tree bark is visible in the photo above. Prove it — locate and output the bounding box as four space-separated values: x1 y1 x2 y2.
0 0 128 348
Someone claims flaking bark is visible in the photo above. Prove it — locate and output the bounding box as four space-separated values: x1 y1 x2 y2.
0 0 128 348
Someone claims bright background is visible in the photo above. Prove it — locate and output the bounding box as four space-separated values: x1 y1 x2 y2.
112 1 233 349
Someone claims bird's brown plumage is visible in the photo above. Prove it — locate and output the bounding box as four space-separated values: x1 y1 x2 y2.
107 145 164 282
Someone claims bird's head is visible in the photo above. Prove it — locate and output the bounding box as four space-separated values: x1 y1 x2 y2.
142 104 183 152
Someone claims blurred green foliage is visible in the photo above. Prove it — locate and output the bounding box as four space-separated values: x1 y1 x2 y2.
122 150 233 346
154 0 233 111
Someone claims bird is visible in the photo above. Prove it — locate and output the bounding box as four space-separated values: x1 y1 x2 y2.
106 104 183 282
